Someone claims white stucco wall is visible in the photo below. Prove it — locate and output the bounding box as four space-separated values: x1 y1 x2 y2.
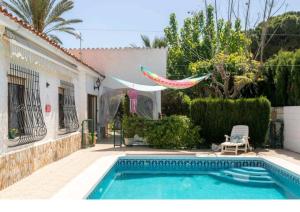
0 38 9 153
39 67 74 142
0 59 99 153
0 36 99 153
77 66 102 126
69 48 168 118
72 48 167 85
283 107 300 153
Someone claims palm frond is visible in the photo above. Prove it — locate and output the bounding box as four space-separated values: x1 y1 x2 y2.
3 0 82 44
2 0 32 24
152 37 167 48
141 34 151 48
45 0 57 18
45 0 80 28
47 33 63 44
44 18 82 34
51 26 80 38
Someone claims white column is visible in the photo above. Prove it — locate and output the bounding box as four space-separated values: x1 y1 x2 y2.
153 91 161 120
0 36 9 153
76 68 87 125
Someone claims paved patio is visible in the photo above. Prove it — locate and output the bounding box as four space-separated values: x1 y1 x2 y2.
1 138 300 199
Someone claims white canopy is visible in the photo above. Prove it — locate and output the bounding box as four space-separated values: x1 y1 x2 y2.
112 77 167 92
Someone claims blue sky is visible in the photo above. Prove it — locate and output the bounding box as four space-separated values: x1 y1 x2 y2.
59 0 300 48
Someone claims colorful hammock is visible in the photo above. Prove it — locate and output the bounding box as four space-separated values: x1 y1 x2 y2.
112 77 167 92
141 66 211 89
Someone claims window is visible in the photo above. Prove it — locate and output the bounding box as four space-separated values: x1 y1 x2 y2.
58 87 65 129
87 94 97 132
58 81 79 133
8 76 25 136
7 64 47 146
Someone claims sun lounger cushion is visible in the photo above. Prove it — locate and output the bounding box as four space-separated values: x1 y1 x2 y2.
230 134 244 143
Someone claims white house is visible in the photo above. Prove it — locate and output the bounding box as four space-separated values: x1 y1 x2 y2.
0 6 167 190
69 48 168 121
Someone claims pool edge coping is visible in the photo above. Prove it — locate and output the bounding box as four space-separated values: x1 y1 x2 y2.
51 153 125 199
51 154 300 199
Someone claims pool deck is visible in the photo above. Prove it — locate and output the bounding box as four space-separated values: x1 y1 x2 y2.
1 140 300 199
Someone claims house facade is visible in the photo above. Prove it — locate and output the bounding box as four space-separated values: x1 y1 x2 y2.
0 7 167 190
0 6 106 190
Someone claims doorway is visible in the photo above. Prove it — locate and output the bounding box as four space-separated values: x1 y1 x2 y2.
87 94 97 132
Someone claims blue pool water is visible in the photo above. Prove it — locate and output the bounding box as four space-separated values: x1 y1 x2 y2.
87 157 300 199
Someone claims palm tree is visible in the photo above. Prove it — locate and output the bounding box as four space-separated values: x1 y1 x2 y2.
1 0 82 44
131 35 167 48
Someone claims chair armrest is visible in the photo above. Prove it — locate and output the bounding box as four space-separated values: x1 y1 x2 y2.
242 136 250 140
225 135 230 142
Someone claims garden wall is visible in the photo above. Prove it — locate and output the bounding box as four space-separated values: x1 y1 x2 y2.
283 107 300 153
0 132 81 190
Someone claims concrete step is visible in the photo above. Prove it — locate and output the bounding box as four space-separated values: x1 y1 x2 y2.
222 170 272 181
230 168 269 176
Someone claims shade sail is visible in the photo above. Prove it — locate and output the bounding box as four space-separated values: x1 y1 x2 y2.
112 77 167 92
141 66 211 89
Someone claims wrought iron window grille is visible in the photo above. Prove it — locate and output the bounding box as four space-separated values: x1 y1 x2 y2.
7 64 47 147
59 80 79 133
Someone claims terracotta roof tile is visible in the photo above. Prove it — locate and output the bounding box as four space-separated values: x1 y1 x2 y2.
0 6 103 76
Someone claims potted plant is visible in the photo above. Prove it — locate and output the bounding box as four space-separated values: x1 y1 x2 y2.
8 128 19 140
88 133 97 147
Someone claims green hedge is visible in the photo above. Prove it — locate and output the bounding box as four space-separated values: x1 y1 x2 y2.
122 115 147 138
261 50 300 106
190 97 271 147
144 115 202 149
122 115 202 149
161 90 191 116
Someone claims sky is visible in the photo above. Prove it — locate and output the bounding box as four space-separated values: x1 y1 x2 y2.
59 0 300 49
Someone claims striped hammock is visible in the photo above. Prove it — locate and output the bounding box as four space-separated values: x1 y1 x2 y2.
141 66 211 89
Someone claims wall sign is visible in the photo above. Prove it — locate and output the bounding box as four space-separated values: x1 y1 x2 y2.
45 104 51 113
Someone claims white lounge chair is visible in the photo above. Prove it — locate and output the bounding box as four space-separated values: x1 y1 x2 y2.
221 125 251 155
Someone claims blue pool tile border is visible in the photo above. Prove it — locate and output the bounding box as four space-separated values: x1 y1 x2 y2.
116 157 264 172
261 158 300 195
115 156 300 187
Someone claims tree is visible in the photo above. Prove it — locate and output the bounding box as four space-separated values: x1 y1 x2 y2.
190 52 259 98
251 12 300 61
1 0 82 44
261 50 300 106
164 5 256 98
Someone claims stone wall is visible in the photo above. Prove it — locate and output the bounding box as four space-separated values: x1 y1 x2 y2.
0 132 81 190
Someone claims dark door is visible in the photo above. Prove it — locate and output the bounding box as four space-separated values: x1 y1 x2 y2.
87 94 97 132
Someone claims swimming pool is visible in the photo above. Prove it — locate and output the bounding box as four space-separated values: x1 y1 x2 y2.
87 156 300 199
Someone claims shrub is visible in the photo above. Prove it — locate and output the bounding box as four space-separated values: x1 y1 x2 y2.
144 115 202 149
122 115 146 138
190 97 271 147
161 90 191 116
122 95 130 117
122 115 202 149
